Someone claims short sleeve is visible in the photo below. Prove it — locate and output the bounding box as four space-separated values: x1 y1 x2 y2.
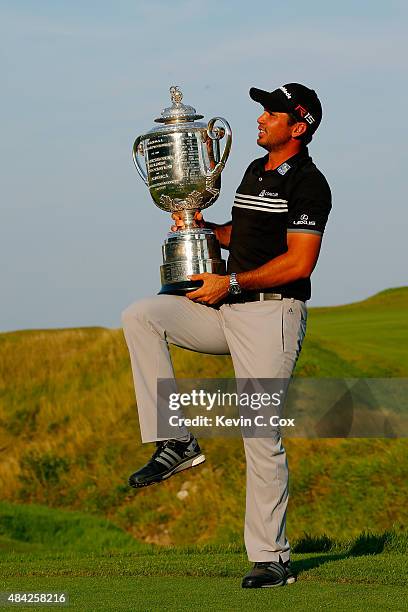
287 172 332 236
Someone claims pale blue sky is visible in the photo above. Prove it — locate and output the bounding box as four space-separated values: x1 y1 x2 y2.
1 0 407 331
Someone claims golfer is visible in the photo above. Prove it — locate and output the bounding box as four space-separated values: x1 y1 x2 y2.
122 82 332 588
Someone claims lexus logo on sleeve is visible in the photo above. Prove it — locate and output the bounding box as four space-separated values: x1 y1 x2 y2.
293 214 316 226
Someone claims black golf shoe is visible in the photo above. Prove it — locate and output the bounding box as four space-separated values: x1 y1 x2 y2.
128 434 205 488
242 559 296 588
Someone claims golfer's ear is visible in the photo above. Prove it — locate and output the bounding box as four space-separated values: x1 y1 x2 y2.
292 122 307 138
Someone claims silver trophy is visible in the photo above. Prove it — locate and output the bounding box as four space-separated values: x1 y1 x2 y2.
132 86 232 294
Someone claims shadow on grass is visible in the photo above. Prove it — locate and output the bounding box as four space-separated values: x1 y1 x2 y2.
292 553 347 576
291 530 403 576
293 534 334 553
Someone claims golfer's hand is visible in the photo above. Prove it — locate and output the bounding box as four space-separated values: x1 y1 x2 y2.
186 273 229 305
171 211 205 231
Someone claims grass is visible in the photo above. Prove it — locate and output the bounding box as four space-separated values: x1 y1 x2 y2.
1 577 406 611
0 505 407 610
0 288 407 609
0 502 147 555
1 500 407 558
0 288 407 547
1 541 407 610
304 286 408 376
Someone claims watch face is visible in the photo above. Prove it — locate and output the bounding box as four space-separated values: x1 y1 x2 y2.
229 283 241 295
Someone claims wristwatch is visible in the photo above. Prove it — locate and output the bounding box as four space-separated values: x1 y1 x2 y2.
228 272 242 295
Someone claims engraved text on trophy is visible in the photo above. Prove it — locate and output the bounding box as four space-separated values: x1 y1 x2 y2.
146 132 206 203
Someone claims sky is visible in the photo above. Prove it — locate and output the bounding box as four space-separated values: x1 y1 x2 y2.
1 0 407 331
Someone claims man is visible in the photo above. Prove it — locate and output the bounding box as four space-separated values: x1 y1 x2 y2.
122 82 331 588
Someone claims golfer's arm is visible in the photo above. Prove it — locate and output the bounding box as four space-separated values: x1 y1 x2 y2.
236 233 322 289
205 221 232 249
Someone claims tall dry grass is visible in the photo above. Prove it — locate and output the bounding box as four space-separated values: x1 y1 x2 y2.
1 288 407 545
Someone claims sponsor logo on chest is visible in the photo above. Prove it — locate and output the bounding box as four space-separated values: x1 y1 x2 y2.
259 190 279 197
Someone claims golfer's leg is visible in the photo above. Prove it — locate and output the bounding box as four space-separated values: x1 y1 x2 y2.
122 295 228 443
221 299 307 562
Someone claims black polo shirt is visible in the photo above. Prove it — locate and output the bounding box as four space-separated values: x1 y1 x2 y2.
227 147 332 302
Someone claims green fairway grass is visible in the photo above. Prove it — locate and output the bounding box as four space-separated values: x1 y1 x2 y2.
0 504 407 610
1 546 407 611
0 503 407 609
1 576 407 611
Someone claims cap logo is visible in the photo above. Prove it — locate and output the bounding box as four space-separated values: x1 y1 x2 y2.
294 104 315 124
279 86 292 99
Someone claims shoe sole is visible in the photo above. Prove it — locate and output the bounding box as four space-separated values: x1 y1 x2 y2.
260 576 297 587
129 454 206 488
242 576 297 588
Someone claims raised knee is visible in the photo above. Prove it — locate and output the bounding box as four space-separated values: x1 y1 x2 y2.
121 298 154 329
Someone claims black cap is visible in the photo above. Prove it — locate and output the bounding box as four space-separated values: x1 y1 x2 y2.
249 83 322 135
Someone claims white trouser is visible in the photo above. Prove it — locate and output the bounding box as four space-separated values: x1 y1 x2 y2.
122 294 307 562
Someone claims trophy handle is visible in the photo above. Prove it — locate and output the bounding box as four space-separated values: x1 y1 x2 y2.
206 117 232 179
132 136 148 185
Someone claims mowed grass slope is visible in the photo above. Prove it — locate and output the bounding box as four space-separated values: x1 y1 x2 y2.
0 288 407 546
304 287 408 376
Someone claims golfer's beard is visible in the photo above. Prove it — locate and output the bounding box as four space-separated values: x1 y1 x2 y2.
259 134 292 152
268 135 292 152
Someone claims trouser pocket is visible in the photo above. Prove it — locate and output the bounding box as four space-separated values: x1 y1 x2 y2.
281 299 307 360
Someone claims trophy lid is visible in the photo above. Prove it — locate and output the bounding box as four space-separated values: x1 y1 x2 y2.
154 86 204 124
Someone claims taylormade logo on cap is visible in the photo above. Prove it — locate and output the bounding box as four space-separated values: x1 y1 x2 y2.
279 86 292 99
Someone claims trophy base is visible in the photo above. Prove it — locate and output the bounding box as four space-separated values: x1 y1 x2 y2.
159 259 226 295
158 229 226 296
159 280 203 295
